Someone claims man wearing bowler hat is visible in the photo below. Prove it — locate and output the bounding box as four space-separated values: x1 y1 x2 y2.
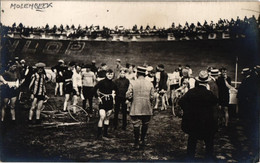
179 70 218 160
126 66 154 149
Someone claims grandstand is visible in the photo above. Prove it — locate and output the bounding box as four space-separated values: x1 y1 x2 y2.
1 15 259 41
1 15 259 82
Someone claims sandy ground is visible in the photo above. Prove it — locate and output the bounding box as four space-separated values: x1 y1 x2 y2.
0 93 258 162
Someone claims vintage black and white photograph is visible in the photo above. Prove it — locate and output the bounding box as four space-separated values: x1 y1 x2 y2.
0 0 259 162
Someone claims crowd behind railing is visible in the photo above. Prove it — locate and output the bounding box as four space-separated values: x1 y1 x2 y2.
1 15 259 39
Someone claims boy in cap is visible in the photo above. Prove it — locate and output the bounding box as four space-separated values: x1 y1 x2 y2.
97 63 108 82
179 70 218 160
114 68 130 130
29 62 48 124
93 69 117 140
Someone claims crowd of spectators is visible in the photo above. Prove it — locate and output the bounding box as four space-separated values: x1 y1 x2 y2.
1 15 259 39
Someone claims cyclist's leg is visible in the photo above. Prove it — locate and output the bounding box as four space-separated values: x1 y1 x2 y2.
72 95 78 113
122 98 127 130
224 106 229 127
97 109 106 139
82 86 87 110
171 91 176 116
1 98 9 121
103 109 113 137
161 93 167 110
113 97 120 129
59 82 63 96
29 97 38 120
98 109 106 127
55 82 59 96
9 96 17 121
36 99 44 120
63 94 70 111
154 92 159 109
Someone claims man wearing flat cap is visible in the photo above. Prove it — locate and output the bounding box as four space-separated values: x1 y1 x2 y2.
126 66 154 149
179 70 218 160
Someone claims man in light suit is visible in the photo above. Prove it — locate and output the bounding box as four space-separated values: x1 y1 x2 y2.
126 66 154 149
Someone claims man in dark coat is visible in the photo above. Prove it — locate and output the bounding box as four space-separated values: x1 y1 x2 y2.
179 70 218 160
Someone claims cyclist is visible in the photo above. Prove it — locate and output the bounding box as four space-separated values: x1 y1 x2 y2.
0 62 20 123
51 59 65 96
93 69 117 140
63 62 75 112
28 62 48 124
82 64 96 114
71 65 83 113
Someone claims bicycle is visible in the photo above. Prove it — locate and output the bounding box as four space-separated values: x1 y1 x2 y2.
42 96 90 123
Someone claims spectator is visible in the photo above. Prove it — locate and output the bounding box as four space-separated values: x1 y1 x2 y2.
179 70 218 160
154 64 168 110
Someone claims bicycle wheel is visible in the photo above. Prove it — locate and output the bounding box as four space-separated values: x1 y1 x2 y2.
67 105 90 123
42 102 55 112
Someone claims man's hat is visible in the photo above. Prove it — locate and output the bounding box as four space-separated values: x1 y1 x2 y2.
157 64 164 69
101 63 107 67
106 69 114 73
254 65 260 72
14 57 19 60
147 66 153 72
58 59 64 64
92 60 96 63
195 70 210 83
241 68 251 74
182 68 189 77
35 62 46 68
120 67 127 73
69 61 75 66
85 64 91 68
137 66 147 74
116 59 121 62
210 69 220 76
20 59 26 64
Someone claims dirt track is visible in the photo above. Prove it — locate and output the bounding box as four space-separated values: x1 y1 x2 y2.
0 95 258 162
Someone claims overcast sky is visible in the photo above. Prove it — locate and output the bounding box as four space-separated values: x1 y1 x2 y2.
1 1 259 28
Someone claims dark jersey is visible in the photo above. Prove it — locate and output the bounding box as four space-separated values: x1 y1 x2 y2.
94 78 117 95
63 69 73 84
2 71 19 81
